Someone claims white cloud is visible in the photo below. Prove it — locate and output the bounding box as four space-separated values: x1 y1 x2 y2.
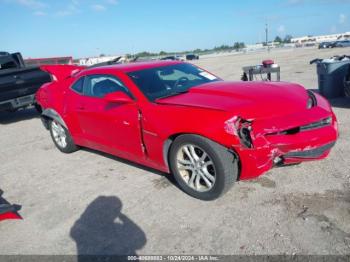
10 0 46 9
277 25 286 34
339 13 347 24
91 4 106 11
55 1 80 17
7 0 116 17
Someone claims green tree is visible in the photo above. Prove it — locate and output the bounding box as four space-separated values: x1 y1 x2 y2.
214 45 231 51
233 42 245 50
283 35 293 43
135 51 156 57
274 36 283 43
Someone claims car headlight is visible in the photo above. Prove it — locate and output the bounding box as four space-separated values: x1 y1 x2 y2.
307 90 317 109
224 116 253 148
307 97 313 109
238 126 253 148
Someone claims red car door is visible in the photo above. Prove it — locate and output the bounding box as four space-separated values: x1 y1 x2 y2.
69 74 143 159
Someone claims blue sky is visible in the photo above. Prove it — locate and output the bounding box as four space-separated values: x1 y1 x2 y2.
0 0 349 58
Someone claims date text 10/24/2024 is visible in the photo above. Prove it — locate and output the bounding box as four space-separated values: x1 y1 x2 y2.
128 255 219 261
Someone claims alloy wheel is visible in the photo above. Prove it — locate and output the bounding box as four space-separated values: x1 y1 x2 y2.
51 121 67 148
176 144 216 192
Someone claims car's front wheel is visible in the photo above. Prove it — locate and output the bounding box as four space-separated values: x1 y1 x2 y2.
169 135 238 200
49 120 79 153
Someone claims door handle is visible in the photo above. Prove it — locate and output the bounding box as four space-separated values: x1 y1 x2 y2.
77 106 85 111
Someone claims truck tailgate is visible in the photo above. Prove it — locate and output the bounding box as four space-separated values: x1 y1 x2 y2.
0 66 51 102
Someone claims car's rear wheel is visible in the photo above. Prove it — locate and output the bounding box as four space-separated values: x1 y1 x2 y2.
344 73 350 97
169 134 238 200
49 120 79 153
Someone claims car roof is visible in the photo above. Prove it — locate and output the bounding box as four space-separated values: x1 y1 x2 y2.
84 60 183 74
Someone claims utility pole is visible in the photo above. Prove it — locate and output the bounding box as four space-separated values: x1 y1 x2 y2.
265 23 268 46
265 22 270 52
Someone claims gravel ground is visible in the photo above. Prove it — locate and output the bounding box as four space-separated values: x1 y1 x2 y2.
0 47 349 256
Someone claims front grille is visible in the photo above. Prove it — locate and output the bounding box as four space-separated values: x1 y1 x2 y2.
300 117 332 131
269 117 332 136
284 142 336 158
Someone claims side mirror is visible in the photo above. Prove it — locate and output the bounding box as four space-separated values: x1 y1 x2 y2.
104 91 134 104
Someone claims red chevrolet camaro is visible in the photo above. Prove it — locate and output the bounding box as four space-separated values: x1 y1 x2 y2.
36 61 338 200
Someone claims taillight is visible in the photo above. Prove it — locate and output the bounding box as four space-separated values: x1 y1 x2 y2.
307 90 317 109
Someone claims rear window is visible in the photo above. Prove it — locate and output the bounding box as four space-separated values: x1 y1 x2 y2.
0 61 17 70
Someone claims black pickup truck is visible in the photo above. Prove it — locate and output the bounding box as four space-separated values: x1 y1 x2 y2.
0 52 51 112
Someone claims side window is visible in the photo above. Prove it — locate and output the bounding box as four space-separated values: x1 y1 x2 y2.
71 78 84 93
84 75 130 98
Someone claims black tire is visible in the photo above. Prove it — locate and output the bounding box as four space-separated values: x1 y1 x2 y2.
344 74 350 97
169 134 238 201
49 120 79 153
345 84 350 97
34 103 42 114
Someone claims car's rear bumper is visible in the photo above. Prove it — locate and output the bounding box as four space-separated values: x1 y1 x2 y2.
0 94 35 112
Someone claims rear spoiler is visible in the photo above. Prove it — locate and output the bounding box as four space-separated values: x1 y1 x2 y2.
40 65 86 81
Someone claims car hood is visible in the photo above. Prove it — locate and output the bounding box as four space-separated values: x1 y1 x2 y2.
156 81 309 119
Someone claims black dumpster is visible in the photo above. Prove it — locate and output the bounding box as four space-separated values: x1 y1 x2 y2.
316 59 350 98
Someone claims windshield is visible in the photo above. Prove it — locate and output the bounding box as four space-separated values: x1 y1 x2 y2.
127 63 220 101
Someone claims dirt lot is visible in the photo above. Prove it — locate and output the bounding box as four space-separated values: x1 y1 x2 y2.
1 47 350 256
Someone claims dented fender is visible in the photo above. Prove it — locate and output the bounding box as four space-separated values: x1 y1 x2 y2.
230 109 338 180
41 108 68 129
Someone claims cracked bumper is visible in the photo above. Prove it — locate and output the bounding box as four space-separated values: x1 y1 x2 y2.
235 105 338 180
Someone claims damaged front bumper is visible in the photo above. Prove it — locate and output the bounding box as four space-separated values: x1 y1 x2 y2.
231 101 338 180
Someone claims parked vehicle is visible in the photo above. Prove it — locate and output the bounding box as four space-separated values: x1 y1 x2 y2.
318 42 336 49
160 55 184 61
344 64 350 97
160 56 176 61
334 40 350 48
186 54 199 60
37 61 338 200
0 190 21 222
0 52 51 112
305 42 317 47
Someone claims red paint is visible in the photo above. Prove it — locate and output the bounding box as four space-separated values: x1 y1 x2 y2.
0 212 21 222
41 65 85 81
37 61 338 180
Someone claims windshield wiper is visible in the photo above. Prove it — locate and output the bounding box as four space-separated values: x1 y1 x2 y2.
155 90 189 100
